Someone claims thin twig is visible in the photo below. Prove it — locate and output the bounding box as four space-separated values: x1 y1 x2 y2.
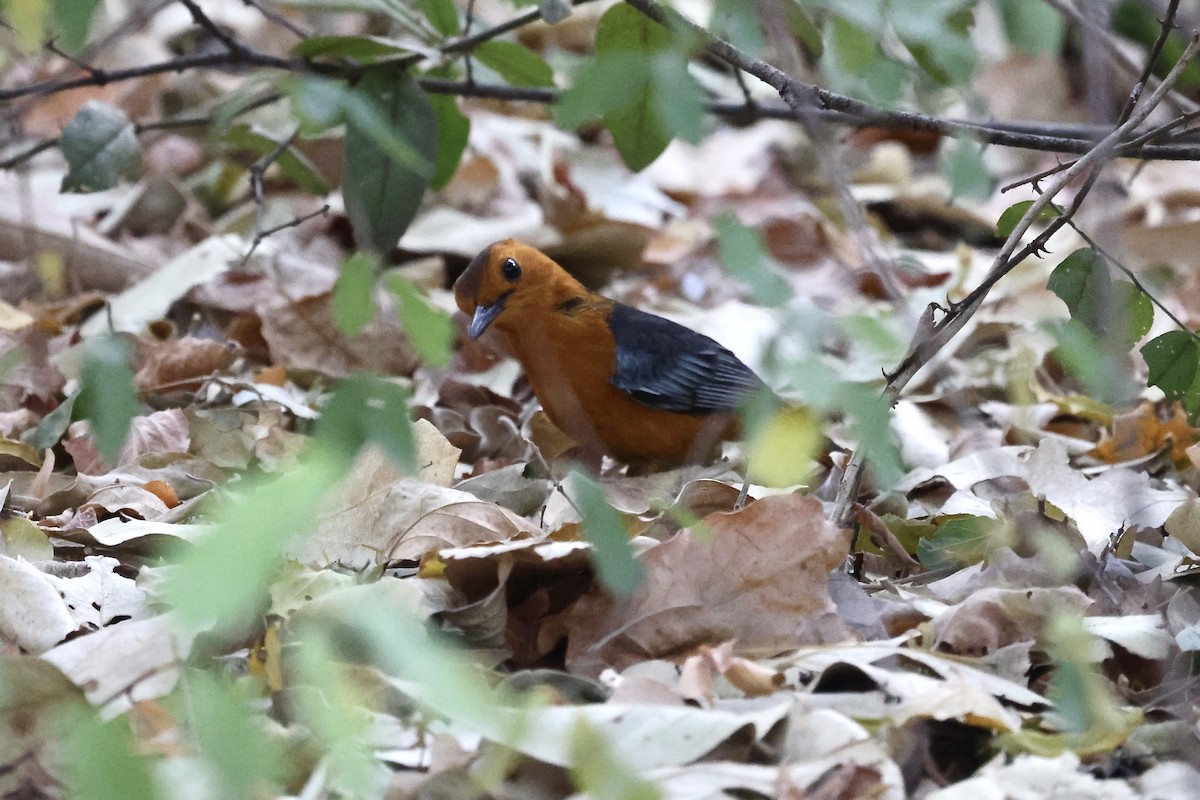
177 0 249 57
1066 221 1200 343
829 31 1200 524
241 0 311 39
238 203 329 270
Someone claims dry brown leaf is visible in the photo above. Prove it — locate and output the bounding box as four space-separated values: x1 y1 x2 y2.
134 336 238 392
564 494 852 673
1090 401 1199 465
258 292 419 378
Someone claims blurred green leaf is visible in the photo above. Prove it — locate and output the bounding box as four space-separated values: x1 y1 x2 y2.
1141 330 1200 401
342 69 437 254
475 40 555 87
51 0 101 51
570 720 662 800
9 0 49 50
61 711 156 800
570 471 643 596
285 75 350 133
59 101 141 192
995 199 1060 238
429 79 470 189
190 672 286 798
333 252 378 336
76 334 138 464
1044 319 1133 405
997 0 1066 56
222 125 331 195
1043 614 1141 753
166 448 343 626
712 0 765 57
415 0 459 36
316 374 416 469
941 139 993 201
827 17 877 72
782 0 822 55
1113 280 1154 344
291 632 388 798
558 4 703 171
386 274 455 368
293 34 417 61
713 212 790 307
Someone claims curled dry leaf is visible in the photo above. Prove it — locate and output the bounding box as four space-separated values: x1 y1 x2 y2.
258 291 420 379
931 586 1092 657
564 493 852 673
288 447 478 569
134 336 238 392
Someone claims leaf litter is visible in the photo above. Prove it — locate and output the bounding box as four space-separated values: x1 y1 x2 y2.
3 3 1200 799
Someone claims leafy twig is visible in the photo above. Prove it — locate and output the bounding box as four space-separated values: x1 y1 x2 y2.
829 31 1200 524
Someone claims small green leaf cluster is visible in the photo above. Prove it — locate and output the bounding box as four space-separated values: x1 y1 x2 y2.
1043 243 1200 417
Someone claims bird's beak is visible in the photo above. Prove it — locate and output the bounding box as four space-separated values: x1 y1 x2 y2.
469 299 505 339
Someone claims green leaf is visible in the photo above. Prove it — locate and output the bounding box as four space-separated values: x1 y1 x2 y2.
9 0 49 50
1045 319 1132 405
713 212 790 307
190 672 286 797
595 3 673 52
827 17 877 72
782 0 823 55
166 449 343 627
315 374 416 470
997 0 1066 56
75 334 138 464
51 0 101 51
474 39 555 87
222 125 331 195
59 101 141 192
941 139 993 201
559 3 703 171
570 720 662 800
333 252 378 336
570 471 643 596
60 711 156 800
429 92 470 189
712 0 765 57
285 75 351 134
1112 279 1154 345
386 274 455 368
917 515 1002 569
416 0 458 36
342 69 437 254
995 199 1061 238
556 54 649 128
1141 330 1200 400
1047 248 1109 325
22 389 77 452
293 34 416 62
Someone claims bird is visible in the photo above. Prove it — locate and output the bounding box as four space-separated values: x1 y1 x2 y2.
453 239 770 467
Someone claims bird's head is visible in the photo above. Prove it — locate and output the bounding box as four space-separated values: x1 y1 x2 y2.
454 239 585 338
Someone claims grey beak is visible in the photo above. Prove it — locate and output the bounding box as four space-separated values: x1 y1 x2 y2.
469 300 505 339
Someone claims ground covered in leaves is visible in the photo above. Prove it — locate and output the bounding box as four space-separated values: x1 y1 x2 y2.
5 1 1200 799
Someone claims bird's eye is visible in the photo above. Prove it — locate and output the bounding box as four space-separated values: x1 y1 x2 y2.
501 257 521 281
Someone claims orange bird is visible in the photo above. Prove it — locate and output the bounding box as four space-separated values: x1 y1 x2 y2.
453 239 768 466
